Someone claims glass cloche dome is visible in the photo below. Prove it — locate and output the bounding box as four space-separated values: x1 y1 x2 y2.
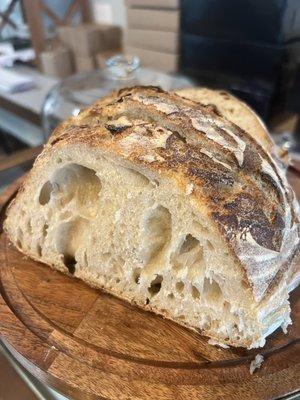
42 54 194 139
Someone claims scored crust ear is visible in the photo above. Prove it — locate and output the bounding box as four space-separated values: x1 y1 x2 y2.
175 87 275 154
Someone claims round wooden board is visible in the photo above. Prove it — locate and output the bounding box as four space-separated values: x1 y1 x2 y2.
0 175 299 400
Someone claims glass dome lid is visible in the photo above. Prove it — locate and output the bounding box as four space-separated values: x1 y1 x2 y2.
42 54 194 138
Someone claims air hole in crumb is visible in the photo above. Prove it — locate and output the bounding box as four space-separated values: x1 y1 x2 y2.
50 164 102 216
203 278 223 303
26 219 32 234
133 268 141 284
141 206 172 265
83 251 88 267
191 285 200 299
56 217 88 273
42 224 49 238
179 234 199 254
39 181 53 205
151 179 159 187
172 234 204 277
57 157 62 163
115 278 120 284
145 298 150 305
16 228 23 245
124 167 150 187
102 252 111 263
224 301 231 312
233 324 240 336
176 281 184 293
207 240 214 250
36 244 42 257
148 274 163 296
63 255 76 274
167 292 175 300
113 256 125 268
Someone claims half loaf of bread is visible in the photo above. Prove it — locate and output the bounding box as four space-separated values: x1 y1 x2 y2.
4 86 300 348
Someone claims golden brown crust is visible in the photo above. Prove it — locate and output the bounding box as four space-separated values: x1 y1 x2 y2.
175 87 274 155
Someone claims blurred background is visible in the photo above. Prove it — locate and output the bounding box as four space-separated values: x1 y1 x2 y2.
0 1 299 398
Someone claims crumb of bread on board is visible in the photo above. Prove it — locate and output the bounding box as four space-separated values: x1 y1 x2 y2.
250 354 264 374
208 338 229 349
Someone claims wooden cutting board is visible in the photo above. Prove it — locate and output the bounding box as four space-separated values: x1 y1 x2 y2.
0 174 299 400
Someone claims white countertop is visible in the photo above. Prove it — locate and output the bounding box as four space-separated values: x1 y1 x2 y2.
0 66 58 146
0 65 58 115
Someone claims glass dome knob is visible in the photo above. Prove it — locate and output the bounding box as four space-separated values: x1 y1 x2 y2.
105 54 140 79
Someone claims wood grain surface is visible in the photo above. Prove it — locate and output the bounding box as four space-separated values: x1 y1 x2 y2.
0 172 299 400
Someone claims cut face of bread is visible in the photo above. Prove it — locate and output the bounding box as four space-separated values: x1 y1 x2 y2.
4 86 300 349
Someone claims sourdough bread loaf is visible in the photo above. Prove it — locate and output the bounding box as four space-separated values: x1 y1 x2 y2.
4 86 300 348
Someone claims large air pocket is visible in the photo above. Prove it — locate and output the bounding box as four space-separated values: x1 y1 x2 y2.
55 217 89 273
39 164 102 217
140 205 172 267
171 234 205 279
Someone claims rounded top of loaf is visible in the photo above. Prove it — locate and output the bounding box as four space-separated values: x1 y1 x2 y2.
48 86 300 302
175 87 273 155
